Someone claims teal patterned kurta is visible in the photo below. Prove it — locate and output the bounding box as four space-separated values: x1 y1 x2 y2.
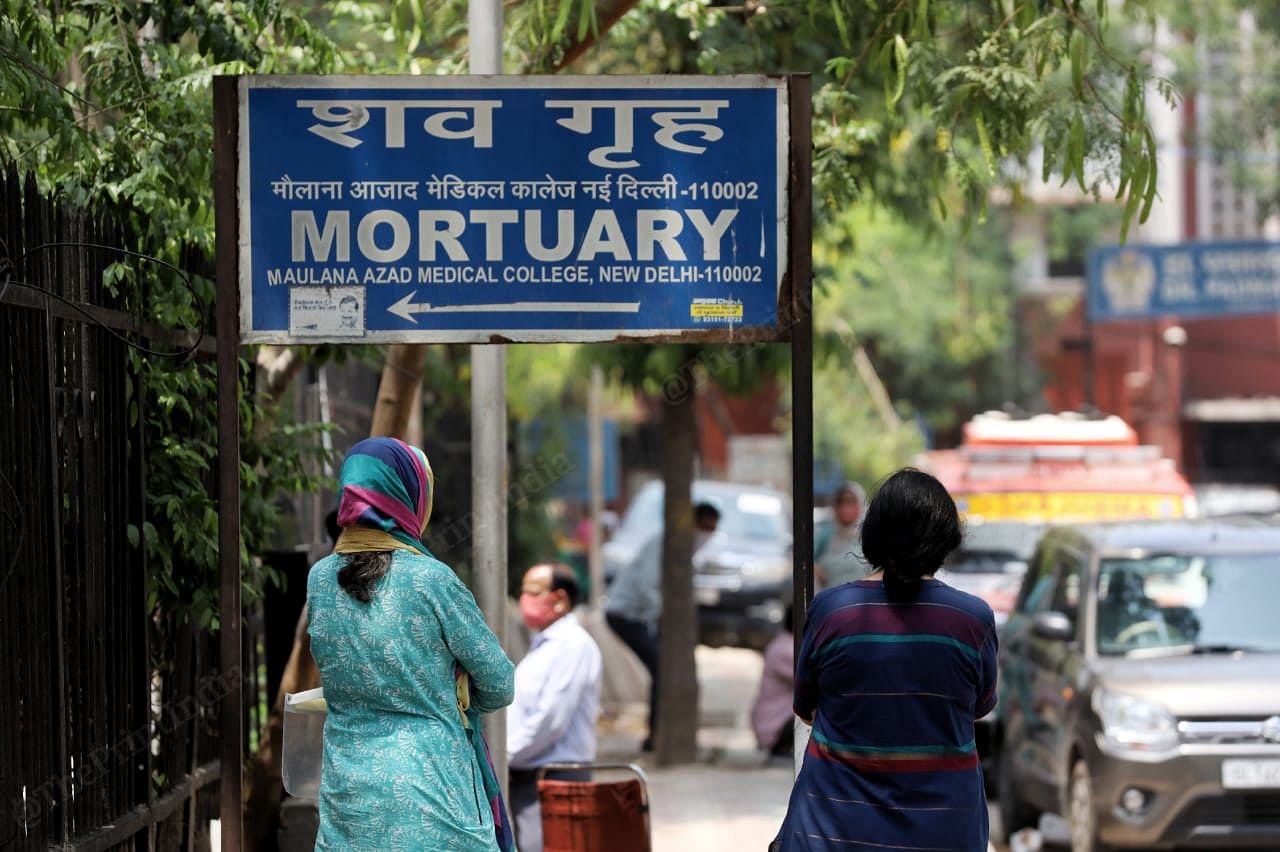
308 550 515 851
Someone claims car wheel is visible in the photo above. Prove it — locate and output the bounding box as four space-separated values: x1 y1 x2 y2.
997 743 1038 844
1069 760 1109 852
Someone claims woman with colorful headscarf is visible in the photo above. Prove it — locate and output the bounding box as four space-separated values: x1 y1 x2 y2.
307 437 516 850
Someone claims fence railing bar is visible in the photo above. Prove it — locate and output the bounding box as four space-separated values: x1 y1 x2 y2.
41 230 73 849
50 761 221 852
0 283 215 355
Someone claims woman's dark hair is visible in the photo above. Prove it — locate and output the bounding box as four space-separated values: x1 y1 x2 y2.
860 468 962 602
338 551 392 603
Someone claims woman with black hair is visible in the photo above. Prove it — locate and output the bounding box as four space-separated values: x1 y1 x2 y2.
773 468 998 852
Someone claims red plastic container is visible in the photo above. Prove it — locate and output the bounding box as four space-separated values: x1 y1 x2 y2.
538 763 651 852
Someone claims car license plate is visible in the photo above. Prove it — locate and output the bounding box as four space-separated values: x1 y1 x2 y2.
694 587 720 606
1222 759 1280 789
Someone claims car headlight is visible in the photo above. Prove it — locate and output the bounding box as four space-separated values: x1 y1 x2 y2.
1092 689 1179 757
739 557 791 584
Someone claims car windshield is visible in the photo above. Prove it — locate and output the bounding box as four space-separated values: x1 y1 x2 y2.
1096 553 1280 655
712 492 790 541
946 550 1029 575
944 523 1042 574
613 484 790 543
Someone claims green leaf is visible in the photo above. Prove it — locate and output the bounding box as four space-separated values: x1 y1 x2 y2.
1120 154 1148 242
1070 30 1085 98
975 114 995 177
1070 112 1086 192
1139 128 1159 223
551 0 573 43
576 0 592 42
890 35 908 108
914 0 929 38
127 524 140 548
831 0 850 49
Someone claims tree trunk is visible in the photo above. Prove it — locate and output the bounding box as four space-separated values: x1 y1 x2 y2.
370 343 428 437
655 364 699 765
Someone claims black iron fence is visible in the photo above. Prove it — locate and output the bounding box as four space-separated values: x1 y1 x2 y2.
0 163 255 851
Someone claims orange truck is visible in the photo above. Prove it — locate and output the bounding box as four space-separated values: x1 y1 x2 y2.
923 412 1196 526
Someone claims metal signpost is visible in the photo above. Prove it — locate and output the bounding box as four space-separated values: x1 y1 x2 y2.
1088 239 1280 323
469 0 509 795
213 73 811 851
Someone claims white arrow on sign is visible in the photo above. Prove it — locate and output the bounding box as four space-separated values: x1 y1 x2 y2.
389 291 641 323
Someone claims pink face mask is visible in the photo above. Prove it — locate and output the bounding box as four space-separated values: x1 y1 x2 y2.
519 592 560 631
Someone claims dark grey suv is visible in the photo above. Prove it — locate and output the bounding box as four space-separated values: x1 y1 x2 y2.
997 520 1280 851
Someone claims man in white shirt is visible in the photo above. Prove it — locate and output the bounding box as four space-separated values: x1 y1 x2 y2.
507 563 603 852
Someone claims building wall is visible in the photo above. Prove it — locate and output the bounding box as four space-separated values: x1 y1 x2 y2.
1026 15 1280 484
696 380 783 478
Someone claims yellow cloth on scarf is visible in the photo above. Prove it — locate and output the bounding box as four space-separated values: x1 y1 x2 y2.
334 527 423 556
331 526 473 727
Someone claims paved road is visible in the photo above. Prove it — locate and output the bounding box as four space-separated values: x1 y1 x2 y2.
600 645 1007 851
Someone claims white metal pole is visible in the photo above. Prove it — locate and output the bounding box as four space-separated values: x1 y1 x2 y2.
470 0 503 75
588 364 605 608
468 0 508 800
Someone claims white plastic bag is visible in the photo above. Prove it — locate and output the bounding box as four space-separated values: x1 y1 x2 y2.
282 687 328 800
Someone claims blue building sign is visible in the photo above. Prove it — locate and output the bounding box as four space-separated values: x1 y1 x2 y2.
1088 240 1280 323
237 76 789 343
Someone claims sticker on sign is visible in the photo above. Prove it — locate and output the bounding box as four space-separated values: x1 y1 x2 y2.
1221 758 1280 789
289 286 366 337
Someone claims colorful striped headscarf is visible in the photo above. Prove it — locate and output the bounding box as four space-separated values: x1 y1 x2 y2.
334 437 434 555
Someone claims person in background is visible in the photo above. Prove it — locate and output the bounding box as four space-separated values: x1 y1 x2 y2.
307 437 516 851
773 468 997 852
750 603 795 761
507 563 603 852
815 481 865 589
574 502 594 553
604 500 721 751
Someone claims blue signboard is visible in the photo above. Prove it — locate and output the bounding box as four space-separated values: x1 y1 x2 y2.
1087 240 1280 323
237 76 789 343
